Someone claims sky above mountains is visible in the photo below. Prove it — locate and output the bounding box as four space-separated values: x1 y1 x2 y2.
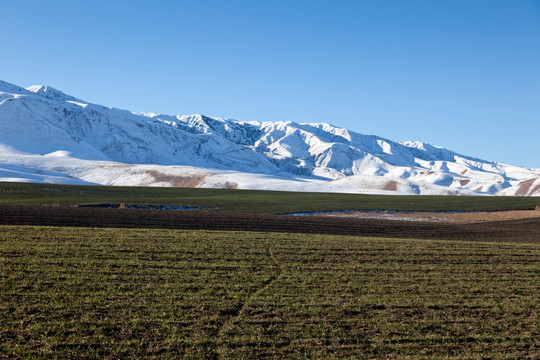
1 0 539 168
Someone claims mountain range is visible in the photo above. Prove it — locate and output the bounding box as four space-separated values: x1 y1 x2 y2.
1 79 539 196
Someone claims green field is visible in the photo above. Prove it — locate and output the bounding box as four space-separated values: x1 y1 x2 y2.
0 182 538 213
1 183 539 358
1 226 539 359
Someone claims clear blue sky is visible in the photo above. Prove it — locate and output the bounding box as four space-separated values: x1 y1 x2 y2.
1 0 539 167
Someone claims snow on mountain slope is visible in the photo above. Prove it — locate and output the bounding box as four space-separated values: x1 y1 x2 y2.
0 79 538 195
0 162 95 185
1 81 284 173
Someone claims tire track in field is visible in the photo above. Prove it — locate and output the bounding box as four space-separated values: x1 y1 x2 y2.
216 246 284 358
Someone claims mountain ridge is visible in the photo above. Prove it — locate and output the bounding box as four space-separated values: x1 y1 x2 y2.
0 79 538 196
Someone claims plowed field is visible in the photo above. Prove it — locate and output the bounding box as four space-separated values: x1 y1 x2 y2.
0 204 539 243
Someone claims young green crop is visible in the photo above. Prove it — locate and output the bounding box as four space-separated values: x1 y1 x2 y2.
0 182 538 213
1 225 538 358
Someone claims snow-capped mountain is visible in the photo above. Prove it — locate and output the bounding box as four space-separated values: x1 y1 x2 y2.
1 79 539 196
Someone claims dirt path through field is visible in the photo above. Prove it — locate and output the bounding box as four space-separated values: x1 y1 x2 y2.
217 247 285 358
315 209 540 224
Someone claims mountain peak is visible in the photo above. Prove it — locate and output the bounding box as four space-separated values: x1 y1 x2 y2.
26 85 84 103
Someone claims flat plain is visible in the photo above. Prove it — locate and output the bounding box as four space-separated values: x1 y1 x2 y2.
0 182 539 359
1 182 539 213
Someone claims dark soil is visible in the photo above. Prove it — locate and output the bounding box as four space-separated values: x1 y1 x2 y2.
0 204 538 243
